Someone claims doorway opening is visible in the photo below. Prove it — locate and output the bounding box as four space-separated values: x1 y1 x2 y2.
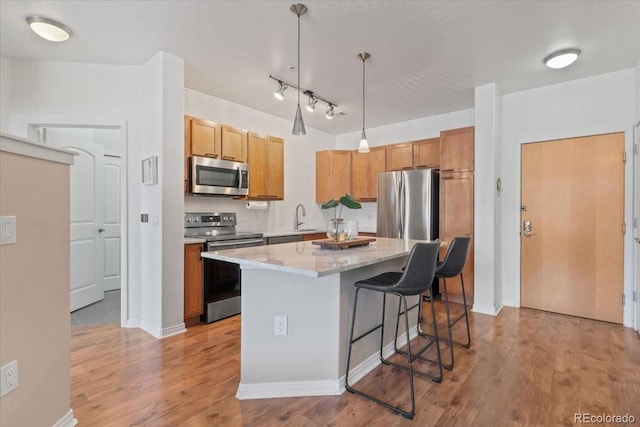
29 123 127 326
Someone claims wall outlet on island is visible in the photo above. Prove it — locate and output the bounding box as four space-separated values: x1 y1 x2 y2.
274 315 288 336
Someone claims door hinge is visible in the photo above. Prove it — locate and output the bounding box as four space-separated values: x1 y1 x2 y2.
622 223 626 234
634 144 639 155
623 151 626 163
634 291 638 303
634 218 639 229
622 293 625 305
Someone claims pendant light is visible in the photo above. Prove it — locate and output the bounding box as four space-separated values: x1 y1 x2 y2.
358 52 371 153
291 3 307 135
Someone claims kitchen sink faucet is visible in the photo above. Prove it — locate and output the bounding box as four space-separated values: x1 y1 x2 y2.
295 204 306 230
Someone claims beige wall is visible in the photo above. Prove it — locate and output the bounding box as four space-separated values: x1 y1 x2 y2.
0 151 72 426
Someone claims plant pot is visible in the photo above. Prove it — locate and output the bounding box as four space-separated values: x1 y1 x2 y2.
326 218 348 242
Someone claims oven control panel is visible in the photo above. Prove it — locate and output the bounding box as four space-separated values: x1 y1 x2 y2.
184 212 237 227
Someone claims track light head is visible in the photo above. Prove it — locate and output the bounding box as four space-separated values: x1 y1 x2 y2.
325 104 335 119
306 94 318 112
274 81 287 100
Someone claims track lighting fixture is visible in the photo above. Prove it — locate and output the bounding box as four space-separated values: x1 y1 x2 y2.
306 93 318 112
325 104 335 120
274 81 287 100
268 75 339 121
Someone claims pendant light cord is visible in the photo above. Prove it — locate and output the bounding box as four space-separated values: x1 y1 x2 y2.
362 56 365 133
297 11 301 107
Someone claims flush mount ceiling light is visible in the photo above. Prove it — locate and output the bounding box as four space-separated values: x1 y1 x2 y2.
357 52 371 153
291 3 307 135
274 81 287 100
26 16 72 42
544 48 581 69
325 104 335 119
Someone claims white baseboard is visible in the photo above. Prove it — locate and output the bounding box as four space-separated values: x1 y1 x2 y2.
236 380 342 400
161 323 187 338
472 304 501 316
138 321 186 339
235 325 419 400
53 409 77 427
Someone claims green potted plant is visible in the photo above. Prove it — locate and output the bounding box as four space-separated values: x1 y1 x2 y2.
321 193 362 241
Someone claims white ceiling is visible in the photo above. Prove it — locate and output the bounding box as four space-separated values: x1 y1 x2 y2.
1 1 639 135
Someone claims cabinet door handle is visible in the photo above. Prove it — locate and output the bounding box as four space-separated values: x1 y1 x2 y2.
441 176 454 180
402 166 413 170
205 153 218 158
222 155 234 160
441 168 454 172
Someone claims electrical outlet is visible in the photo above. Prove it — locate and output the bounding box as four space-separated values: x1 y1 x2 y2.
274 315 288 336
1 360 18 397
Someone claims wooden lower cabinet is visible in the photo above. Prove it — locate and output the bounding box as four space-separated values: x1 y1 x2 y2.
184 243 204 325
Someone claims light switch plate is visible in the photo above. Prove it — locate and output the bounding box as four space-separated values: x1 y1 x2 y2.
0 216 16 245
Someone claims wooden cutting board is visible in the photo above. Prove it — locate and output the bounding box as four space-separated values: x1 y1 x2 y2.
311 237 376 250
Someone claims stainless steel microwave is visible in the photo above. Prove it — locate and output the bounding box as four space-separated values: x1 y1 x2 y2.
190 156 249 196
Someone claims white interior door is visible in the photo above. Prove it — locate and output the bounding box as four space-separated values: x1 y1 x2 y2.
103 155 121 291
65 142 106 311
43 129 106 311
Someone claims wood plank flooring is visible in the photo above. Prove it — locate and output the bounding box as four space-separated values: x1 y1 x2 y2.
70 303 640 426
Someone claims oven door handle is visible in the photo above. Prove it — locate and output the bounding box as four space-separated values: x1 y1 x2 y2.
208 238 264 249
237 166 243 191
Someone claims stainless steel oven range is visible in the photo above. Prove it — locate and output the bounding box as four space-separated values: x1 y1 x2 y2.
184 212 264 323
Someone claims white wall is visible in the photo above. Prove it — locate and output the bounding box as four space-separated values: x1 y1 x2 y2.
501 68 637 326
185 89 336 231
0 55 185 338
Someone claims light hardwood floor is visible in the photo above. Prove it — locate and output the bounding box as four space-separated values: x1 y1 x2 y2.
70 303 640 426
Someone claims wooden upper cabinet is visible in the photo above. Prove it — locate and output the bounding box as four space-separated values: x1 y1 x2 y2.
247 132 284 200
220 125 247 162
413 137 440 169
316 150 352 202
386 143 414 171
190 117 220 158
440 126 474 172
352 146 386 201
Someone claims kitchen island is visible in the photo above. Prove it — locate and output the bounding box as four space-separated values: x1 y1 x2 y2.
201 237 435 400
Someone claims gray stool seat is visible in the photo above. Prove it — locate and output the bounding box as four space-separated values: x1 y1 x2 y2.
345 242 442 420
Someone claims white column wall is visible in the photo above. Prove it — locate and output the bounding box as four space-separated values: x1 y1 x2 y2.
473 83 502 315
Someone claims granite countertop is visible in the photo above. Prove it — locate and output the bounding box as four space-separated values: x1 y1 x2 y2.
201 237 432 278
185 227 376 244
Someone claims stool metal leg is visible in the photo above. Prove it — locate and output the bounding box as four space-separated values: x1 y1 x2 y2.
345 290 417 420
389 287 443 382
440 273 472 370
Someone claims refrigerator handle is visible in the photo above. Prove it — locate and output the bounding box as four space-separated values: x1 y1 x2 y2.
398 174 405 238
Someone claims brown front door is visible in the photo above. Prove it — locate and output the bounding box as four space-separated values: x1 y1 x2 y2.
520 133 625 323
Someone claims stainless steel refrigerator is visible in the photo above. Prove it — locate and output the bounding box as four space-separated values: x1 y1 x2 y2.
376 169 439 240
377 168 440 297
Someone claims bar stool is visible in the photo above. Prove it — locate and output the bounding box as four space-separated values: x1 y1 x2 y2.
345 242 441 420
437 236 472 370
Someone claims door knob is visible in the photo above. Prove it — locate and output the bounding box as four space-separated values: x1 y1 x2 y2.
635 237 640 244
98 227 106 233
523 220 533 237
